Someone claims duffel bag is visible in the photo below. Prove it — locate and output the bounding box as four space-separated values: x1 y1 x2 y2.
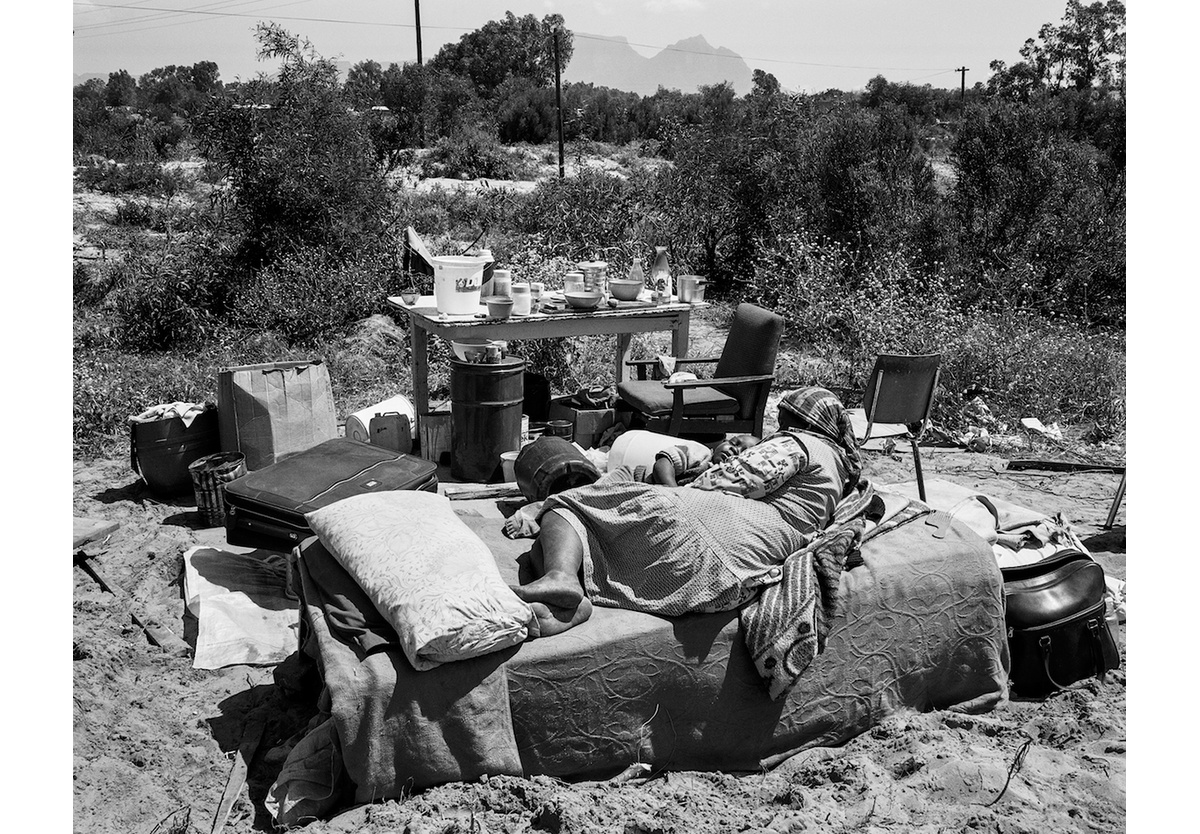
1002 548 1120 698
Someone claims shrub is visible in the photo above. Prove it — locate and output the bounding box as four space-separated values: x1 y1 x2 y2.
196 24 392 271
229 247 404 343
418 127 535 180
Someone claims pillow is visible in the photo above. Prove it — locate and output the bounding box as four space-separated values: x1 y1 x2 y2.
305 491 533 671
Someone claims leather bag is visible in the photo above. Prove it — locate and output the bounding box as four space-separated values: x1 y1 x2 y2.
1001 549 1120 697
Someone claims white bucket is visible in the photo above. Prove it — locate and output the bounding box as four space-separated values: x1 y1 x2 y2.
345 394 418 443
432 255 488 315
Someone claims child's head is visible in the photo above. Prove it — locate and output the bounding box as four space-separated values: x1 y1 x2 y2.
711 434 760 464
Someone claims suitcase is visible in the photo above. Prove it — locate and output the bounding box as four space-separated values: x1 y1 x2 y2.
223 438 439 551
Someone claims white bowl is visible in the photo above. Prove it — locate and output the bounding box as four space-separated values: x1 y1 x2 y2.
450 337 500 362
608 280 643 301
564 290 603 310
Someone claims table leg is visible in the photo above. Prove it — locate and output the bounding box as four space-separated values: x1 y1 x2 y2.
614 332 634 384
672 311 691 358
410 324 430 417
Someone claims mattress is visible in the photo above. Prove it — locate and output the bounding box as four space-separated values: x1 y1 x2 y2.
271 496 1008 819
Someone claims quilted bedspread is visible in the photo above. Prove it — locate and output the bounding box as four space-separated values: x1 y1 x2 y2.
272 495 1008 820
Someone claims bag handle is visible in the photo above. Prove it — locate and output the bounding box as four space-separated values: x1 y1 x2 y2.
1037 619 1108 692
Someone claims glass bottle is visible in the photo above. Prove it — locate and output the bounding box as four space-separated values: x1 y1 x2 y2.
651 246 671 301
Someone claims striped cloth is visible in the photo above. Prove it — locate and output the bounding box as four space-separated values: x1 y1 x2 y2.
739 480 885 700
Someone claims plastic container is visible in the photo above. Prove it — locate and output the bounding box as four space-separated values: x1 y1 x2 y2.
511 283 532 315
513 436 601 502
491 268 512 298
130 409 221 496
188 451 246 527
345 394 418 443
450 355 525 483
432 255 489 315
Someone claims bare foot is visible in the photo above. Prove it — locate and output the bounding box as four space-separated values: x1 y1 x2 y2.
526 598 592 638
510 569 585 608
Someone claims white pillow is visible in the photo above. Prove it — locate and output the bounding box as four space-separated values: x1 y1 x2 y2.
606 429 711 473
305 491 533 670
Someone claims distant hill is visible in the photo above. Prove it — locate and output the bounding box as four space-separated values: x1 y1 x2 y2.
565 33 753 96
74 72 107 87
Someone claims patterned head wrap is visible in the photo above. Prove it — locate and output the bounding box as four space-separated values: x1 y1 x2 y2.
777 387 862 486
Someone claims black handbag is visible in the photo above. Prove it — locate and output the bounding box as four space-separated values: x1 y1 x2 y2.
1001 549 1121 698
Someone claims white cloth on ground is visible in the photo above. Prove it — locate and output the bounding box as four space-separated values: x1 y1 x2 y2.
183 546 300 670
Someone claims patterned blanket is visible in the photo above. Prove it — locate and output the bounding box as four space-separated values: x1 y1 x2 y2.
739 482 932 699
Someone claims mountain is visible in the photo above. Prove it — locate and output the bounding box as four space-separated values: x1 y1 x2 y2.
74 72 107 87
564 33 753 96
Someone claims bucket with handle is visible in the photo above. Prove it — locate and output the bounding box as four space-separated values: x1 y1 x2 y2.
432 255 488 315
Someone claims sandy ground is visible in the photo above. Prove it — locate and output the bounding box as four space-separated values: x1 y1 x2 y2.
71 437 1128 834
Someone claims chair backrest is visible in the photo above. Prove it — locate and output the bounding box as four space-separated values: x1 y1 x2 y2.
861 353 941 428
714 303 785 416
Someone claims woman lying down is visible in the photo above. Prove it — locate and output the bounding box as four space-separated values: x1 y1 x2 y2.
513 387 865 637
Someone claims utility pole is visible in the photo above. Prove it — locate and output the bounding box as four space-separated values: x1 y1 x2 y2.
413 0 423 65
414 0 425 146
554 28 565 179
955 66 969 115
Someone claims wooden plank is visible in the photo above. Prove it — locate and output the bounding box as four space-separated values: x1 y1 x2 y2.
75 550 190 652
442 483 523 500
73 517 120 550
210 711 267 834
1006 459 1125 474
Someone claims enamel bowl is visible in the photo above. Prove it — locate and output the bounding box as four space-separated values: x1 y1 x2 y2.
564 290 604 310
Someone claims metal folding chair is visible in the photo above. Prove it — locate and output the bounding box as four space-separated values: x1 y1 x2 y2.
860 353 942 501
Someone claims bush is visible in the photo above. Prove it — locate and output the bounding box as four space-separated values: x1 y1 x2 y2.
75 160 187 195
196 24 392 271
418 127 535 180
229 248 404 343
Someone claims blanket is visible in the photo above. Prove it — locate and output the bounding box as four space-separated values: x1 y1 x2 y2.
271 500 1007 822
738 480 885 699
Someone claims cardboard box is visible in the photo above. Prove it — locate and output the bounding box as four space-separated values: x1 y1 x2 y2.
548 397 625 449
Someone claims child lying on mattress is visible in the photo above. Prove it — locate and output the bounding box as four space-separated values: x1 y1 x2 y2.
513 388 862 637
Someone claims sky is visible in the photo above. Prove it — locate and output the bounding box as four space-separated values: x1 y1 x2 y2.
73 0 1075 93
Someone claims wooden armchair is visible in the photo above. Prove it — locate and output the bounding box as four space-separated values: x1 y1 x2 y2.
616 303 784 439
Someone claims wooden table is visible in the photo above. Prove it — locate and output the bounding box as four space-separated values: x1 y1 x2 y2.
387 294 703 417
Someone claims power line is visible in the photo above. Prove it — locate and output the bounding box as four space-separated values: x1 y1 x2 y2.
75 4 962 80
74 0 294 32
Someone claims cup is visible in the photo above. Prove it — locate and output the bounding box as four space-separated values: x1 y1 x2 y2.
400 291 419 306
500 450 519 483
564 272 584 294
511 283 531 315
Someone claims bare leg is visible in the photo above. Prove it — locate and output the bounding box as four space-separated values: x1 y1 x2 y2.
512 511 587 608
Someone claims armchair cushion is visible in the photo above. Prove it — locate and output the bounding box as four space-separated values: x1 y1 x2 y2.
617 379 740 417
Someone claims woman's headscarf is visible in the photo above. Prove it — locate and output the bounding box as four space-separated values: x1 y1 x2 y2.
777 387 862 485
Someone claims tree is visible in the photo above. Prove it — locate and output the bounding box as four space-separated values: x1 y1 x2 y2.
106 70 137 107
197 24 392 274
344 59 383 109
429 12 572 99
987 0 1125 97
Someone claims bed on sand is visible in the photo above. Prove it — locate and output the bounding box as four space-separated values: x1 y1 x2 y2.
267 487 1009 825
